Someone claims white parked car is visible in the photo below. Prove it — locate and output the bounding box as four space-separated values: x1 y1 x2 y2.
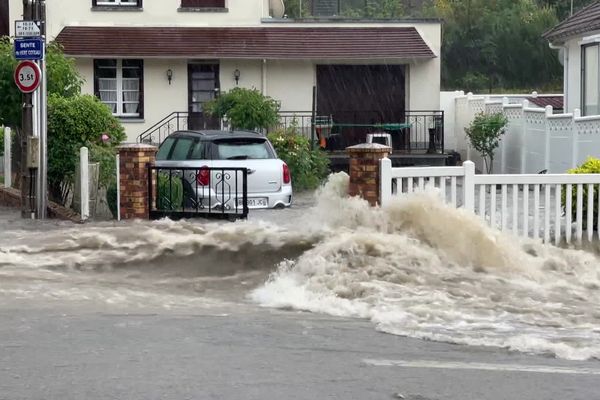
155 130 293 209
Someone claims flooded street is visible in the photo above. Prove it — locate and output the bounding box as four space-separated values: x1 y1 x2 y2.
1 175 600 399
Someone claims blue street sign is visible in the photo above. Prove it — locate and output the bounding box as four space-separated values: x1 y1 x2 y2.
14 38 44 60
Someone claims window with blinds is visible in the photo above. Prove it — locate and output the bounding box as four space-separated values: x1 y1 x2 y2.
94 0 141 6
94 59 144 118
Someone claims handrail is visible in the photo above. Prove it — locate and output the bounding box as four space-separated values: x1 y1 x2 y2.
137 111 189 143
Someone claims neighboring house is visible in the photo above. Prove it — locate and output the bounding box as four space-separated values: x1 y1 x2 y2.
544 1 600 116
8 0 442 143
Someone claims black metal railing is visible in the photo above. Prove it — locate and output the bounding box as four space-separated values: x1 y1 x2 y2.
139 109 444 154
273 110 444 153
138 112 189 144
148 166 248 220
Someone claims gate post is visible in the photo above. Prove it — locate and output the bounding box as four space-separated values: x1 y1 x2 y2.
347 143 391 206
117 143 158 220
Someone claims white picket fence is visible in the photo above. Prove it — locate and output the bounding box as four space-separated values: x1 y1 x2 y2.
454 93 600 174
380 159 600 244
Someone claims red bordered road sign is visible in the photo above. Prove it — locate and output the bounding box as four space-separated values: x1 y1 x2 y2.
14 60 41 93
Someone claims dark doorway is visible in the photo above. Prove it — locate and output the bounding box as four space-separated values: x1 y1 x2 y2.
188 63 220 130
316 64 406 150
0 0 9 37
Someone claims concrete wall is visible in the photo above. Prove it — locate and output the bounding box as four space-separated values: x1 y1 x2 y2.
9 0 269 39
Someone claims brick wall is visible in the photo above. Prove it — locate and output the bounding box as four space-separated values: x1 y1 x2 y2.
347 143 390 206
118 144 157 220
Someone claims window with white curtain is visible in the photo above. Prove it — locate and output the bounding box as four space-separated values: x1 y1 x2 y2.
583 44 600 116
94 59 143 118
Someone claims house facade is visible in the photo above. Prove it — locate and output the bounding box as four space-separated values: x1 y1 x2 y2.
8 0 442 143
544 1 600 116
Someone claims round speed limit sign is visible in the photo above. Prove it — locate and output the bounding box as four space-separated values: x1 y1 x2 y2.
14 60 41 93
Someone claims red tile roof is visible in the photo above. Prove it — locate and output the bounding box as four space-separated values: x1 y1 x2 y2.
543 1 600 42
526 96 564 110
55 26 436 60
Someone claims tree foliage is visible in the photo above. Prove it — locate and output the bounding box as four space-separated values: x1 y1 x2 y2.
205 87 280 131
268 124 330 191
0 38 83 128
464 112 507 174
47 94 125 203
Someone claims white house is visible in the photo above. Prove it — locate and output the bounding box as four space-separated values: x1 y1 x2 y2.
544 1 600 116
8 0 442 144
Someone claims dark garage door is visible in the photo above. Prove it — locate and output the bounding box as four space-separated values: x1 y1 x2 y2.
316 64 406 150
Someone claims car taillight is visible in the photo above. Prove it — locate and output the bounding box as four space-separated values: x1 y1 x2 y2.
196 166 210 186
283 163 291 184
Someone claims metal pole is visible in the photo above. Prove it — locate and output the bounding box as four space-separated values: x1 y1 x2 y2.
36 0 47 218
116 154 121 221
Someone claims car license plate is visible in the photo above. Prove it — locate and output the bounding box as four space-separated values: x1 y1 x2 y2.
238 198 268 207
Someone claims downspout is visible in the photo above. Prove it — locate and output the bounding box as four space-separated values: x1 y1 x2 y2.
262 59 267 95
550 42 568 111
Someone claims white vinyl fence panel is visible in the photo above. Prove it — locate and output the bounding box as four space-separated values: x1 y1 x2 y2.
380 159 600 244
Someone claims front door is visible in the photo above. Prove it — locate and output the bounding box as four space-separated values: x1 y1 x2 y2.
188 63 220 130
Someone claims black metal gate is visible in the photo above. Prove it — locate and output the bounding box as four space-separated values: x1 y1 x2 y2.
148 166 248 220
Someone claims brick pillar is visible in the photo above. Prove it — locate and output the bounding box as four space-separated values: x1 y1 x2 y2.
347 143 391 206
118 143 157 220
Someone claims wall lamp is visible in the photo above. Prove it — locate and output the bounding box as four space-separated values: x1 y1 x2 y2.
166 68 173 85
234 69 241 85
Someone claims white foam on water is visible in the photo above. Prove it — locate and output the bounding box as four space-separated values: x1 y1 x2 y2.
251 173 600 361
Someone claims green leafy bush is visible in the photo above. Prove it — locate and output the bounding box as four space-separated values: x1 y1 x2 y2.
562 157 600 231
0 38 82 128
465 112 508 174
0 127 4 157
47 94 125 204
204 87 280 131
268 128 330 191
156 173 183 211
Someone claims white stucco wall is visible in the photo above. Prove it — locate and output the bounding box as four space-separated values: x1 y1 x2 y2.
9 0 269 39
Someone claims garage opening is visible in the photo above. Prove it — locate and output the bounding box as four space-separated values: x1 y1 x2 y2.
316 64 406 150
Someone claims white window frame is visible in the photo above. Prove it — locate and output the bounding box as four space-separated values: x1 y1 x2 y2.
582 43 600 117
96 59 142 118
96 0 139 6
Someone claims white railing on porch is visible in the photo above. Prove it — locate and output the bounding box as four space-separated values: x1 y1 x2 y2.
380 159 600 244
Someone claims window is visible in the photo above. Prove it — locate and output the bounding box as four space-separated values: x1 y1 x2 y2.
215 139 272 160
583 44 600 116
93 0 141 6
180 0 225 8
94 59 144 118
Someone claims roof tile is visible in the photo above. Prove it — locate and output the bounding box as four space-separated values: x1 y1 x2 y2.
55 26 436 60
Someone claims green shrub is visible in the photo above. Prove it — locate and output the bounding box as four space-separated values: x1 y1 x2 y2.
268 128 330 191
204 87 280 131
156 173 183 210
47 94 125 204
465 112 508 174
562 157 600 231
0 127 4 157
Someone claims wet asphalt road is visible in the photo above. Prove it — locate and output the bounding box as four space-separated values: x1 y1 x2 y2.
1 202 600 400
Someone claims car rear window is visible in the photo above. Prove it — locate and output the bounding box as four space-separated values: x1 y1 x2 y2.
215 139 272 160
170 138 194 160
156 137 176 160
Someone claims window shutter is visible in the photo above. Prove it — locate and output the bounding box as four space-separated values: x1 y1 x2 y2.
138 60 144 118
93 59 100 99
181 0 225 7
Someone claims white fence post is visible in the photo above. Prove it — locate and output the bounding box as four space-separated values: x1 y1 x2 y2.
463 161 475 212
572 108 581 168
80 147 89 221
520 100 528 174
3 127 11 189
116 154 121 221
544 106 553 172
379 157 392 207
